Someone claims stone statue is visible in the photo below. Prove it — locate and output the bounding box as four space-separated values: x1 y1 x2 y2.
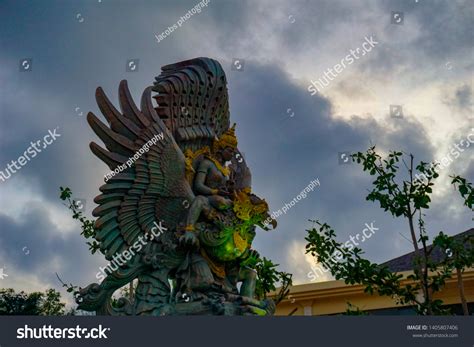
77 57 277 316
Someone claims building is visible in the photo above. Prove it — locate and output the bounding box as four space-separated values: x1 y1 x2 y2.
275 228 474 315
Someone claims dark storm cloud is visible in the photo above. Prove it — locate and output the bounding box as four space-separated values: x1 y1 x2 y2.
210 0 363 56
0 204 104 293
225 59 470 275
0 0 472 288
383 0 474 61
443 84 473 112
353 0 474 76
0 0 254 205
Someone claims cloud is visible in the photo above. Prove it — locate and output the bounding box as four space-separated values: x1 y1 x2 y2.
0 0 472 300
443 84 473 113
287 240 333 284
0 192 104 307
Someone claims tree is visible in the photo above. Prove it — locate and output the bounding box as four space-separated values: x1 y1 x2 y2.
0 288 66 315
38 288 66 315
59 187 137 306
305 147 473 315
433 230 474 315
59 187 100 254
241 252 293 304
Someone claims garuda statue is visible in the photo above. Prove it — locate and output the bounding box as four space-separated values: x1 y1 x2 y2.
76 57 277 316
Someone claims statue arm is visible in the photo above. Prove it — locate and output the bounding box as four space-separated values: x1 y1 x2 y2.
194 161 217 196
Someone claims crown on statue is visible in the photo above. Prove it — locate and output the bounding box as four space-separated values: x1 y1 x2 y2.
213 123 238 151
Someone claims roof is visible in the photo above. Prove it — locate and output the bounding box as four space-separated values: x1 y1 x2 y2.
381 228 474 272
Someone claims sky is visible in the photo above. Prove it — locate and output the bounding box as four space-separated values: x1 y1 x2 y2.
0 0 472 307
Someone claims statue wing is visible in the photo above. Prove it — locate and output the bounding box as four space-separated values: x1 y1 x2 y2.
152 57 231 153
87 80 194 260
